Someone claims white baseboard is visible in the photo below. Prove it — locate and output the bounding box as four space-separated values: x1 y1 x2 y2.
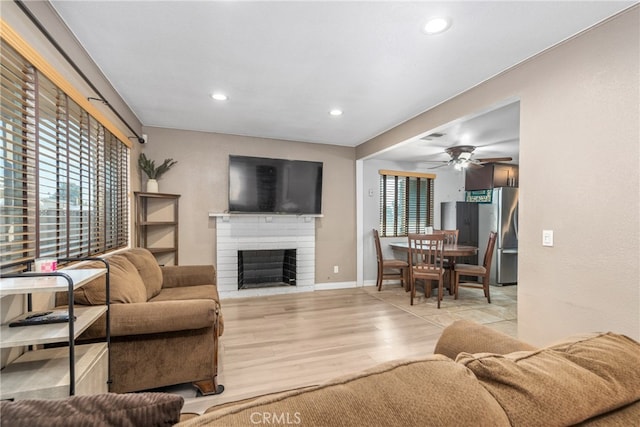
220 280 383 299
219 286 312 300
314 281 357 291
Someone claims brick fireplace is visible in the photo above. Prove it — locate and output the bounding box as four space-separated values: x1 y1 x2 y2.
211 214 316 298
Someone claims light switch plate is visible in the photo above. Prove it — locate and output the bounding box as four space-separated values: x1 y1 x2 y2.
542 230 554 247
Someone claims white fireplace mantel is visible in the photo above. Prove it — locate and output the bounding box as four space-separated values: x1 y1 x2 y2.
208 212 322 219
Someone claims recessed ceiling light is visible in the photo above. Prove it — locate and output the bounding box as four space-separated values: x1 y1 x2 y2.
211 93 228 101
423 17 451 35
329 109 343 116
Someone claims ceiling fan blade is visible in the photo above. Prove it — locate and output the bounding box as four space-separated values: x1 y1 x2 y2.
475 157 513 163
428 163 450 170
420 160 450 165
475 138 519 149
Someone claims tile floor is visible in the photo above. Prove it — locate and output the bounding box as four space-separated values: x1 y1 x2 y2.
366 283 518 337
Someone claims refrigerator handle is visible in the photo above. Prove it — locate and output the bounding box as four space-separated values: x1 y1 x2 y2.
514 204 519 241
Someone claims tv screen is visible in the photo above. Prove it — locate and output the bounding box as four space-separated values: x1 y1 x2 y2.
229 155 323 214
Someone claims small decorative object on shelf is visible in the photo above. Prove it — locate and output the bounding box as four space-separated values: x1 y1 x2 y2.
146 179 159 193
138 153 177 193
34 258 57 272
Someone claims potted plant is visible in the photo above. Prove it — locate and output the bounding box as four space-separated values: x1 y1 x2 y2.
138 153 177 193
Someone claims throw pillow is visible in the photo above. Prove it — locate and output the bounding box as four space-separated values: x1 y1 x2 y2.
120 248 163 299
60 255 148 305
0 392 183 427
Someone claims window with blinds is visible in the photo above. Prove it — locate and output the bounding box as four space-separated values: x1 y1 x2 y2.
379 170 434 237
1 42 128 272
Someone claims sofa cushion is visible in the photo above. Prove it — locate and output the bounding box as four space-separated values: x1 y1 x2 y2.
57 255 147 305
0 392 183 427
78 299 219 340
161 265 217 289
178 356 511 427
149 285 218 302
149 285 224 336
457 332 640 426
110 299 218 336
120 248 164 300
575 400 640 426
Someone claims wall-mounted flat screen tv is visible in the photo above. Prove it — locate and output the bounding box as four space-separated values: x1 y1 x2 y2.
228 155 323 215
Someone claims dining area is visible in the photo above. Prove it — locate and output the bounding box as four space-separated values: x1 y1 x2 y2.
373 228 498 309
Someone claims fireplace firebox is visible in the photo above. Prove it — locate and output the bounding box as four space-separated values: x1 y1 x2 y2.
238 249 296 289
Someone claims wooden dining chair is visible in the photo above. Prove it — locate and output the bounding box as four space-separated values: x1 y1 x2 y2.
407 233 445 307
373 229 408 291
433 229 459 294
433 229 459 245
453 231 498 303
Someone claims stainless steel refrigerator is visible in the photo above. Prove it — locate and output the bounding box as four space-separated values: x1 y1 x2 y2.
478 187 519 285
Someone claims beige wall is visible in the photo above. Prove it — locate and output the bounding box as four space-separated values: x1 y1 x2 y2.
357 7 640 344
140 127 357 285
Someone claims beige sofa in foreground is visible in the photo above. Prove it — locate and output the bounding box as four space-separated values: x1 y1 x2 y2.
55 248 224 395
2 320 639 426
178 320 640 426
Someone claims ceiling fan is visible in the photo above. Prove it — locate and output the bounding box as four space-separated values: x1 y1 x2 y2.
427 145 512 170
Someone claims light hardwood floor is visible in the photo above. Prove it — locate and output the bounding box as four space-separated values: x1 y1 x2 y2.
177 284 517 414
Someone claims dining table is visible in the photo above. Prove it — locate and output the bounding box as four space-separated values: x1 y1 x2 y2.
389 241 478 292
389 241 478 256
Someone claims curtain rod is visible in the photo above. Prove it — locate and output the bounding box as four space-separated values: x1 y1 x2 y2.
14 0 145 144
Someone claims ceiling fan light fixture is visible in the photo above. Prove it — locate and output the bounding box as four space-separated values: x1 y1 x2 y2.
454 162 464 171
453 159 471 171
329 109 343 116
423 17 451 35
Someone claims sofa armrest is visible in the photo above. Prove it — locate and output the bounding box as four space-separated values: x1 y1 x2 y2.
79 299 218 339
434 320 536 359
161 265 217 289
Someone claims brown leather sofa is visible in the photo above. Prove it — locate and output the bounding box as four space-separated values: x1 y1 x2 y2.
55 248 223 395
177 320 640 426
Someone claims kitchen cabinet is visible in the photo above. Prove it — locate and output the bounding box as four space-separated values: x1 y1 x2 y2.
0 268 109 400
465 163 519 190
135 192 180 265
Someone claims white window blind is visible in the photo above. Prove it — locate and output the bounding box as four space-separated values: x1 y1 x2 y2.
379 170 434 237
1 42 128 272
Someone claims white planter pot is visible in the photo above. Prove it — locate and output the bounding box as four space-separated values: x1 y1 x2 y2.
146 179 159 193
